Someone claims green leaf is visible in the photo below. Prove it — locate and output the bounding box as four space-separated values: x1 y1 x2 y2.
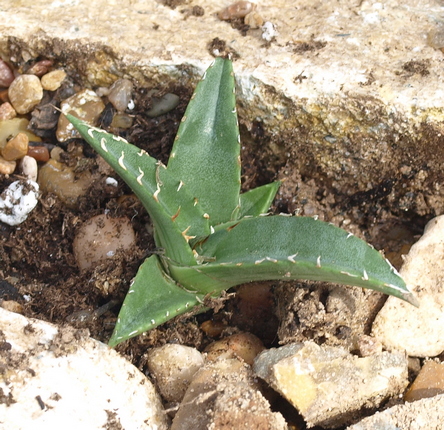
109 255 206 346
238 182 281 218
64 114 208 265
167 58 241 226
170 216 417 305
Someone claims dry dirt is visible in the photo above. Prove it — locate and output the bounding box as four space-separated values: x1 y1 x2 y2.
0 55 431 429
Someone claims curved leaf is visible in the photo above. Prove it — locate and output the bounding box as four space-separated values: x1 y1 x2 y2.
170 216 417 305
109 255 205 346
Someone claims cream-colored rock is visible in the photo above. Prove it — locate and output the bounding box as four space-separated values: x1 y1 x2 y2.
0 307 168 430
8 74 43 114
146 344 204 403
41 69 66 90
254 341 408 428
372 215 444 357
347 394 444 430
171 357 287 430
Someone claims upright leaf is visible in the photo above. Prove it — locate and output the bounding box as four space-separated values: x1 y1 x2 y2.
167 58 241 225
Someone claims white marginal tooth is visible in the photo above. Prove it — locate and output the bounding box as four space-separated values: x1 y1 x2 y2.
137 167 144 185
288 253 298 263
317 256 321 268
362 269 369 281
100 137 108 152
118 151 127 170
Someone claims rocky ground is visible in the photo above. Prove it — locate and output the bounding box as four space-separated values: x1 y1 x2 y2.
1 0 444 429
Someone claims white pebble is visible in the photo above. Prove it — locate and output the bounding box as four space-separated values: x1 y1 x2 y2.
19 155 38 181
105 177 118 187
262 21 278 41
0 180 39 226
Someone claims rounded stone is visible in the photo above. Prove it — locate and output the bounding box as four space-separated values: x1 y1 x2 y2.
8 74 43 114
41 69 67 91
1 132 29 161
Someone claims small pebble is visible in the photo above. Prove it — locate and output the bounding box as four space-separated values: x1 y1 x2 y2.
0 59 14 87
38 159 91 209
244 11 264 28
108 78 133 112
0 180 39 226
26 59 53 77
205 332 264 365
73 214 136 271
355 334 382 357
41 69 67 91
8 74 44 114
262 21 278 42
50 146 65 162
0 102 16 120
1 132 29 161
110 113 133 129
404 360 444 402
57 89 105 142
146 93 180 118
0 156 16 175
147 344 204 403
218 1 257 20
0 118 41 147
0 300 24 314
19 156 38 181
27 145 50 162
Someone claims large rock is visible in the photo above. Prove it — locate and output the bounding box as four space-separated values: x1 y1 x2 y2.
1 0 444 215
346 394 444 430
372 215 444 357
253 341 408 428
0 308 167 430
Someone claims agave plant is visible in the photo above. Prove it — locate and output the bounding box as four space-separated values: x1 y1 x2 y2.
65 57 417 346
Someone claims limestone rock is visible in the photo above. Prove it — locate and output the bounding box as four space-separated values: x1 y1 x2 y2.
253 341 408 428
171 357 287 430
1 132 29 161
0 307 167 430
372 215 444 357
346 394 444 430
0 180 39 226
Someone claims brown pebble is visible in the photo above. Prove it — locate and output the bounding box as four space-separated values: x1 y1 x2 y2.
405 360 444 402
2 132 29 161
205 332 265 365
41 69 67 91
0 59 14 87
0 102 16 120
8 74 44 114
27 145 50 162
26 59 53 77
200 320 227 338
218 1 256 20
57 89 105 142
0 155 16 174
1 300 24 314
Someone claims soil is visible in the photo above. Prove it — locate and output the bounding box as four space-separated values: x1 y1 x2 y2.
0 57 431 429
